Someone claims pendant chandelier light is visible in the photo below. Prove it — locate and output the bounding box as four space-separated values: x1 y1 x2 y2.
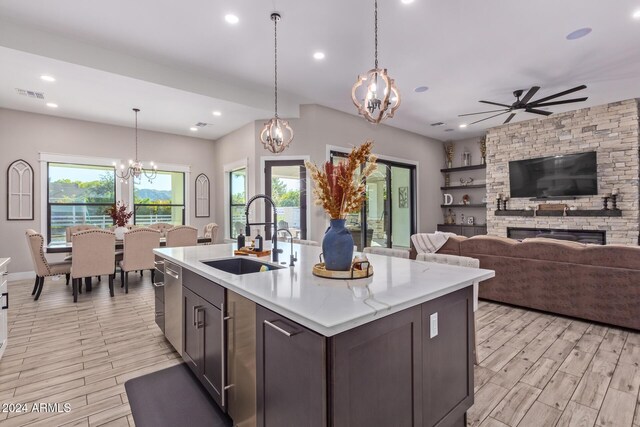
260 12 294 154
351 0 401 124
115 108 157 184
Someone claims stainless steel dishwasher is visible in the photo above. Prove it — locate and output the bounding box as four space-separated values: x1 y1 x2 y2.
164 261 183 356
227 290 257 427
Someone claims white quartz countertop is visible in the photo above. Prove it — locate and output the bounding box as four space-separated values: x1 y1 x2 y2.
154 244 494 336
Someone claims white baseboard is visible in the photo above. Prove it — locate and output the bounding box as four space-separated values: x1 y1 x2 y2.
8 271 35 282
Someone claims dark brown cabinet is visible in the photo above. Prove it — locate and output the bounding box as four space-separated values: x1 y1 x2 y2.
256 306 326 427
182 272 227 411
422 287 473 427
256 286 473 427
331 306 422 427
437 224 487 237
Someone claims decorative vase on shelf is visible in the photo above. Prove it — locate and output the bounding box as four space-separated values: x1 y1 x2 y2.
114 226 128 240
322 219 354 271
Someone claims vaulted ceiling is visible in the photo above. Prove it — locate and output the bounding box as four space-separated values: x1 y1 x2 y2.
1 0 639 140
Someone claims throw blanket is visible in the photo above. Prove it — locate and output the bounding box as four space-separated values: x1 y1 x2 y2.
411 232 456 254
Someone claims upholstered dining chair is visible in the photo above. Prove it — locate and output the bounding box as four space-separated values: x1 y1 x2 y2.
119 228 161 293
25 229 72 301
165 225 198 247
292 239 320 246
65 224 98 243
149 223 174 237
71 230 116 303
362 247 410 258
416 252 481 364
203 223 219 244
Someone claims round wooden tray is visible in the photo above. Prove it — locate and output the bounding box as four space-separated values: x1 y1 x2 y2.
312 261 373 280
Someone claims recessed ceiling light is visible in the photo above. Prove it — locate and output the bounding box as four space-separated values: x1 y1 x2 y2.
313 52 325 60
190 127 198 132
40 75 56 82
633 9 640 19
212 111 222 116
459 123 468 128
566 27 592 40
401 0 415 4
225 14 239 24
414 86 429 93
46 102 58 108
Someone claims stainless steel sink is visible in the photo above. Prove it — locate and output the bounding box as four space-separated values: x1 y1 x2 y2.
201 258 284 275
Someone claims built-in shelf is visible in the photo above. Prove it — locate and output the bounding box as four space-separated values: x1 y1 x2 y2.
495 209 622 217
440 164 486 173
441 204 487 208
440 184 486 190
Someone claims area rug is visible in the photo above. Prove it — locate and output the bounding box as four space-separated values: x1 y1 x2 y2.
125 363 232 427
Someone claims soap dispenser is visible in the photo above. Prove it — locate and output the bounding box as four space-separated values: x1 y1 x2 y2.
237 232 245 249
254 231 263 252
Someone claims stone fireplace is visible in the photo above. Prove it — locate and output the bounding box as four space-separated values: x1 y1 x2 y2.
485 99 640 245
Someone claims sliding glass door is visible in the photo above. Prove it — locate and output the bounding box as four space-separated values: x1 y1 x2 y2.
331 151 416 250
264 160 307 240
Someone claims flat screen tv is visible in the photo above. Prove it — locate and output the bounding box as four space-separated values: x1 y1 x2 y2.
509 152 597 198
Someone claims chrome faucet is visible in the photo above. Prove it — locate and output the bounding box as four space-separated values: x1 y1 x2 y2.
276 228 297 267
244 194 280 263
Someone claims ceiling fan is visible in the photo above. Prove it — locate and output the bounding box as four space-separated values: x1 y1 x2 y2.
459 85 588 125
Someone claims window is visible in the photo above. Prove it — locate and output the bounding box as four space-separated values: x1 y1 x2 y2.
133 171 185 225
229 168 247 239
47 163 116 243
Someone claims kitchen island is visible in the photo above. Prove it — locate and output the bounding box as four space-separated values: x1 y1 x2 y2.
153 243 494 427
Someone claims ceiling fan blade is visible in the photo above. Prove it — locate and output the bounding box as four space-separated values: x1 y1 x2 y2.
519 86 540 105
525 108 553 116
529 97 588 107
529 85 587 105
503 113 516 124
479 100 512 108
469 111 509 125
458 108 510 117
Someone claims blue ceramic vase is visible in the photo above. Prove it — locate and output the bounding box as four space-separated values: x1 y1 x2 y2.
322 219 354 271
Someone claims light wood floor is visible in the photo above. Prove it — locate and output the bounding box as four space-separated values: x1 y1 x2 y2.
1 276 639 427
470 301 640 427
0 275 181 427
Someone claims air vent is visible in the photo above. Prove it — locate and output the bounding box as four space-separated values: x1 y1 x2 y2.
194 122 210 128
15 88 45 99
444 128 454 132
430 122 445 127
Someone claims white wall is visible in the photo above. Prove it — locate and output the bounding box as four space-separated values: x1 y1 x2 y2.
0 108 216 273
212 122 256 242
249 104 444 243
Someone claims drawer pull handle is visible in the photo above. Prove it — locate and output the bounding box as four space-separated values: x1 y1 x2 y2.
154 260 165 266
264 319 300 337
1 271 8 276
152 282 165 288
165 269 179 279
1 292 8 310
193 306 204 328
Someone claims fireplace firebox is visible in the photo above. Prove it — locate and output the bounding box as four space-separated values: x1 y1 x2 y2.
507 227 606 245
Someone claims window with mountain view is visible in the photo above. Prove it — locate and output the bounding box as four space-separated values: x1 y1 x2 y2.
47 163 116 243
133 171 185 226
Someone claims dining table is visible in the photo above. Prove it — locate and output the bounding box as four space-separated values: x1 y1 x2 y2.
46 237 212 253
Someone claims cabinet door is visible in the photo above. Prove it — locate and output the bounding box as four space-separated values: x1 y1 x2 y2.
201 300 225 410
422 286 474 427
461 227 476 237
256 306 326 427
474 226 487 236
331 306 422 427
183 287 203 375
